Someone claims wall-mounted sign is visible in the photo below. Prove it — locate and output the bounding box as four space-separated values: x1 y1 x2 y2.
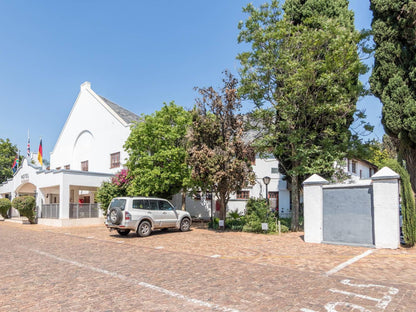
21 173 29 182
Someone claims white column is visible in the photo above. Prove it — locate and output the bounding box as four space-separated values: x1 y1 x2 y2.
59 177 70 219
372 167 400 249
303 174 328 244
35 187 43 218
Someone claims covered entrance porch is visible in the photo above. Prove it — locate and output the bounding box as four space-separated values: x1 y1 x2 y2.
36 170 113 227
0 159 114 227
39 185 100 219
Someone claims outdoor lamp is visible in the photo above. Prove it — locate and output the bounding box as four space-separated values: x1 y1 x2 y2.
263 176 271 205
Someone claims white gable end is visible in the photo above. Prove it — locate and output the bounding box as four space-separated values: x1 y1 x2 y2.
50 82 133 173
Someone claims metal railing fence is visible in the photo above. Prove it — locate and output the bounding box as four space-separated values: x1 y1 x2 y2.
69 203 99 219
41 204 60 219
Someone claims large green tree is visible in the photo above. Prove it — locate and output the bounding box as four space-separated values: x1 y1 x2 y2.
0 138 19 183
187 72 255 224
124 102 191 200
238 0 366 230
370 0 416 193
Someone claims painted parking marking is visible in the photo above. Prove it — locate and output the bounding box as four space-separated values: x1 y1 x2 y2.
301 279 399 312
155 246 164 249
211 254 221 258
324 302 371 312
29 249 239 312
335 279 398 310
325 249 374 276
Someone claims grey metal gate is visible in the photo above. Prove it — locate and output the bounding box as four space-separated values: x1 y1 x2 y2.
323 185 374 247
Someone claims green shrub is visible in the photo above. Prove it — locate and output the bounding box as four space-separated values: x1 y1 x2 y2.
226 218 245 231
277 224 290 233
208 216 246 231
228 209 242 220
278 218 291 228
208 217 220 229
96 180 127 216
242 198 277 233
12 196 36 223
0 198 11 218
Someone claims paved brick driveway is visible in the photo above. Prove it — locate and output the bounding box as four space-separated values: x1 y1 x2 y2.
0 221 415 311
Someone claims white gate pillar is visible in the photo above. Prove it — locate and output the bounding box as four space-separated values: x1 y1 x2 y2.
59 177 70 219
303 174 329 243
372 167 400 249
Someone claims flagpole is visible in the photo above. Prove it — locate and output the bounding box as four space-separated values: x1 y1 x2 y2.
27 129 30 159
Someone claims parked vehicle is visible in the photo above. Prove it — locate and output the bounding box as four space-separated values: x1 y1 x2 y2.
105 197 192 237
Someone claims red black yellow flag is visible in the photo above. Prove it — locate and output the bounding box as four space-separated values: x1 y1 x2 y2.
38 139 43 166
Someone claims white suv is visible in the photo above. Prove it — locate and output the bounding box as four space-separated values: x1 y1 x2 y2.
105 197 192 237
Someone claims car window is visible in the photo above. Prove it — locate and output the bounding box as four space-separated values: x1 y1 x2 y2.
109 199 126 211
148 200 158 211
158 200 174 211
132 199 150 210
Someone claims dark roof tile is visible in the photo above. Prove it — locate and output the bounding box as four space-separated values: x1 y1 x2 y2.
98 95 141 124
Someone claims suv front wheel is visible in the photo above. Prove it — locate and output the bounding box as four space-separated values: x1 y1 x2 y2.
137 220 152 237
180 218 191 232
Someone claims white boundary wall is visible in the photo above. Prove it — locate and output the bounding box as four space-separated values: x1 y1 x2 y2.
303 167 400 249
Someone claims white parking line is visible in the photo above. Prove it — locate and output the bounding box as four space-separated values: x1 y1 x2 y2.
30 249 240 312
325 249 374 276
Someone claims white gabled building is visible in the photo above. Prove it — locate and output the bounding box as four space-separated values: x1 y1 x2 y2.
0 82 140 226
50 81 140 173
343 158 378 181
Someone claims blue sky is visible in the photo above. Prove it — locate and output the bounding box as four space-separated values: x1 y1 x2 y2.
0 0 381 160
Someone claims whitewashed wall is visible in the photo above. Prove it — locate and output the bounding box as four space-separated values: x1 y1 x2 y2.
50 82 131 174
172 156 291 219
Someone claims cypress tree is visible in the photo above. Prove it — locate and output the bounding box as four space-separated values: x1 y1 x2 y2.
370 0 416 193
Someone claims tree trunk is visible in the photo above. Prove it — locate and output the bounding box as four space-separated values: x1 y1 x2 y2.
400 144 416 194
181 190 186 211
290 175 301 231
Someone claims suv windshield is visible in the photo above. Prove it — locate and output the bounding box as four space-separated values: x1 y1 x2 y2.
109 198 126 211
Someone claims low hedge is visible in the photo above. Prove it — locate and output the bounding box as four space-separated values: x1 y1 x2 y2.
0 198 11 218
12 196 36 224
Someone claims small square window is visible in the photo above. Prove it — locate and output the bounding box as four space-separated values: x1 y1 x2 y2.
268 191 279 199
271 167 279 174
236 190 250 200
111 152 120 168
81 160 88 171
